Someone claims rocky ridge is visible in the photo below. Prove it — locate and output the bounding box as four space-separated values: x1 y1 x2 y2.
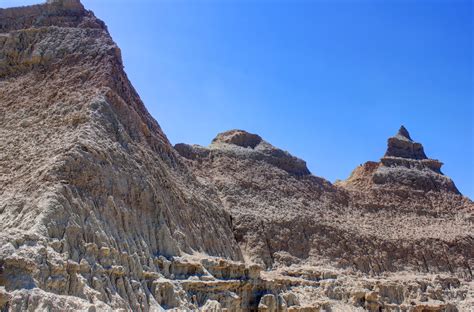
0 1 473 311
178 127 472 276
176 127 473 310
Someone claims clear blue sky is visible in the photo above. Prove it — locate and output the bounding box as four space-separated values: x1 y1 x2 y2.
4 0 473 198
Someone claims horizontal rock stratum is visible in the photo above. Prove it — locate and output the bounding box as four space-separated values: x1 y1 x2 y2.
0 1 473 311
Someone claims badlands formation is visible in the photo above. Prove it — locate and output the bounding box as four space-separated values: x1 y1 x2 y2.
0 0 473 311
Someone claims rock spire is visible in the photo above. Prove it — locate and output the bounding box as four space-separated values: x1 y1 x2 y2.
384 125 427 159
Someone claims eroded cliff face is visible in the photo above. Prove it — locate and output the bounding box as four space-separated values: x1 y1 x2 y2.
0 1 242 310
1 1 473 311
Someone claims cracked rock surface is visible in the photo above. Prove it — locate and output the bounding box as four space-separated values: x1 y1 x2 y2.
1 1 473 311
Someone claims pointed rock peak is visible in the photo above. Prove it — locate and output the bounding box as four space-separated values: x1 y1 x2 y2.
212 129 263 148
396 125 412 141
384 126 427 160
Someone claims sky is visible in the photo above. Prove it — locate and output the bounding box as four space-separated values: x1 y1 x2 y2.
3 0 473 198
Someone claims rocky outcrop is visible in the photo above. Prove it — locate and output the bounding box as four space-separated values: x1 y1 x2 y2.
349 126 459 193
0 1 241 310
0 0 90 33
1 0 473 311
212 129 263 148
177 128 472 279
175 126 473 309
385 126 427 160
176 130 343 268
342 126 462 193
338 127 472 277
176 130 311 176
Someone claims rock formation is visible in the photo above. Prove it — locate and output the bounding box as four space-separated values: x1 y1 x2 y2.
0 1 473 311
0 1 240 310
178 127 472 273
177 128 473 310
385 126 427 160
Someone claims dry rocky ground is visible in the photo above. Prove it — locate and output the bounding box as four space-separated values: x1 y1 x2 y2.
0 0 473 311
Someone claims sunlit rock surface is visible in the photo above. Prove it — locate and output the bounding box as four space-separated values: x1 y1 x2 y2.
1 1 473 311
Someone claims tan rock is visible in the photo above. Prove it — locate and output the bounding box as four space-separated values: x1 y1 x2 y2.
0 0 472 311
259 294 278 312
201 300 222 312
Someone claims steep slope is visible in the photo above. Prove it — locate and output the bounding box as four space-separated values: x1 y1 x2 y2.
0 1 242 310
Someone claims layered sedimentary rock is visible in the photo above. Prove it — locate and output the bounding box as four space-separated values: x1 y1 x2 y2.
384 126 427 160
176 129 345 268
0 1 241 310
337 126 472 273
177 128 473 310
348 126 458 193
177 128 472 276
1 1 473 311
